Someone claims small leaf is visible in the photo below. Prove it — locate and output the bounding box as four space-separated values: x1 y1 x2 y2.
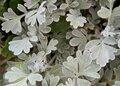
58 78 91 86
114 66 120 81
113 81 120 86
77 0 91 9
60 3 68 10
66 9 87 28
28 73 43 85
17 4 27 13
97 6 111 18
113 6 120 17
9 38 33 55
108 0 115 6
42 74 60 86
24 0 40 9
69 29 87 50
46 39 58 54
104 68 113 81
25 1 46 26
46 0 57 13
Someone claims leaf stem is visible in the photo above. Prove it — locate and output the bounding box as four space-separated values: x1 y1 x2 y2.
107 0 114 26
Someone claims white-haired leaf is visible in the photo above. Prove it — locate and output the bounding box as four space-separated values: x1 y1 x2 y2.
62 50 100 79
5 66 43 86
66 9 87 28
17 4 27 13
1 8 23 34
9 38 33 55
97 6 111 18
25 1 46 26
85 38 117 67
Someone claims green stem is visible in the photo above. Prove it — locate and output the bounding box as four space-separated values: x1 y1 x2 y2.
0 57 13 66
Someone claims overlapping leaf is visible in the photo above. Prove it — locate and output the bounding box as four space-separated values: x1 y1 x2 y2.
5 66 43 86
62 50 100 79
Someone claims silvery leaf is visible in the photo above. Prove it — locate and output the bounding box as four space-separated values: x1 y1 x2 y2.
4 66 43 86
58 78 91 86
46 0 57 13
25 1 46 26
3 8 18 19
66 9 87 28
97 6 111 18
118 39 120 48
60 0 79 10
27 26 38 42
24 0 40 9
9 38 33 55
101 26 116 37
17 4 27 13
108 0 115 6
42 74 60 86
62 50 100 79
60 3 68 10
51 10 65 22
39 24 51 34
113 6 120 17
77 0 91 9
85 39 117 67
27 51 47 72
46 39 58 54
1 8 23 34
69 29 87 50
113 81 120 86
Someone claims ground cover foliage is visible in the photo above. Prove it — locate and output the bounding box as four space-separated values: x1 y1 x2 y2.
0 0 120 86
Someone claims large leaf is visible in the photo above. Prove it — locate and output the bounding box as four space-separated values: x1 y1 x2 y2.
84 38 117 67
5 66 43 86
62 50 100 79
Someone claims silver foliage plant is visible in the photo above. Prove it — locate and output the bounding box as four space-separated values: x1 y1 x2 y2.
1 0 120 86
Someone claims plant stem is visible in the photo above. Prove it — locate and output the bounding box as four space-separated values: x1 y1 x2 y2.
0 57 12 66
